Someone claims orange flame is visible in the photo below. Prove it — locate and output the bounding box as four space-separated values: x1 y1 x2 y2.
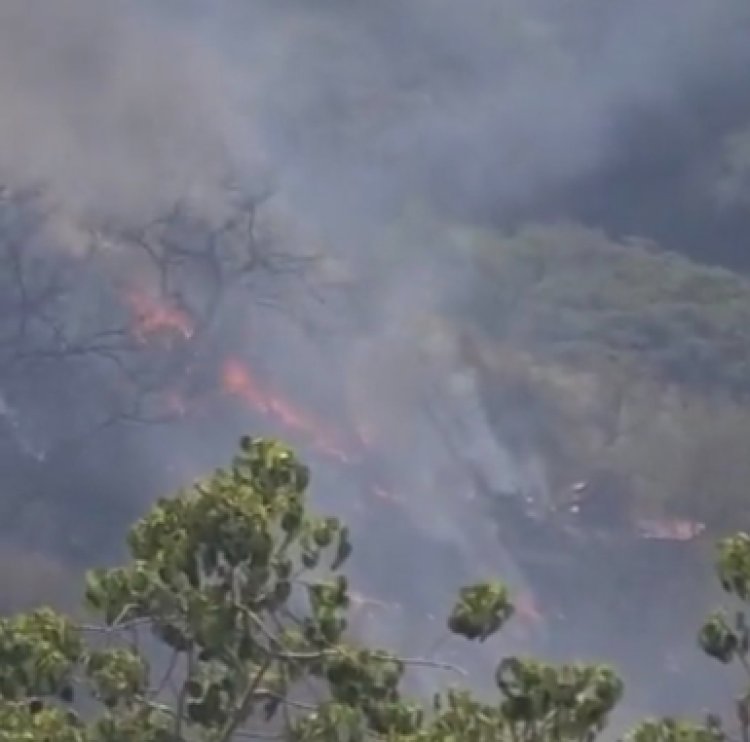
125 289 194 343
115 288 548 610
221 357 350 462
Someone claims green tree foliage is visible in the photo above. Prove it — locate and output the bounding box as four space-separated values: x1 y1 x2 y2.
457 222 750 396
1 435 749 741
622 533 750 742
0 436 623 740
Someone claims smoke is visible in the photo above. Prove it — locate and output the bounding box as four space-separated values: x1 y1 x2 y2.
3 0 749 226
0 0 749 722
0 0 262 221
213 0 750 228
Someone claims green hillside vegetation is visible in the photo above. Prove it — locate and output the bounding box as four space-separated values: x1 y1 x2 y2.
1 435 749 742
401 220 750 533
460 222 750 395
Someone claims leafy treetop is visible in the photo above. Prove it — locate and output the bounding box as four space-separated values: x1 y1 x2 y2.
0 436 748 741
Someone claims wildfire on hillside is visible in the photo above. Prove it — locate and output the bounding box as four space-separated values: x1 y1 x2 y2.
119 282 707 645
121 286 402 501
219 357 405 506
220 357 351 462
119 288 541 628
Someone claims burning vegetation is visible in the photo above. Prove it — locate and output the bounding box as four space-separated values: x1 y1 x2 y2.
0 181 732 724
125 288 194 345
220 356 350 462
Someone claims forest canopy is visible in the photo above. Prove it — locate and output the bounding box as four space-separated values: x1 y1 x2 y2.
456 222 750 395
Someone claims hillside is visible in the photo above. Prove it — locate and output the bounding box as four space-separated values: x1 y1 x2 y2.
2 0 750 728
410 221 750 531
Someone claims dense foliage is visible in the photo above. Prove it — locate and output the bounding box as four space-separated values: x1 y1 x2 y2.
381 218 750 535
0 435 749 741
457 222 750 396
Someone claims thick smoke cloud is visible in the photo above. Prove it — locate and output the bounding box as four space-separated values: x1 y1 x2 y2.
0 0 259 220
0 0 748 722
208 0 750 230
3 0 750 228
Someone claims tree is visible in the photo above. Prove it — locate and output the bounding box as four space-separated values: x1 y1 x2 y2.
609 533 750 742
0 436 623 741
0 183 310 444
0 182 322 568
456 221 750 397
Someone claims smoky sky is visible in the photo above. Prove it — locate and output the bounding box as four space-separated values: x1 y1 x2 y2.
1 0 749 238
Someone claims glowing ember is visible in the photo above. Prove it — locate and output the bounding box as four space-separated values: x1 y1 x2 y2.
125 289 194 343
222 359 268 409
221 357 350 462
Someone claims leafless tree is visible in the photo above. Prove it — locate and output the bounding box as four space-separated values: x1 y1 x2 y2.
0 183 319 446
0 183 323 558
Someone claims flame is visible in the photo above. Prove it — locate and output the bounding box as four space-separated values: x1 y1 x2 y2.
116 287 556 630
221 357 350 461
125 289 194 343
220 359 407 508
